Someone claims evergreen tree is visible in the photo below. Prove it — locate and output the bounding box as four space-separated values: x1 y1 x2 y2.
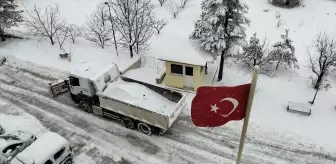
0 0 23 41
190 0 250 81
271 29 298 70
237 33 273 73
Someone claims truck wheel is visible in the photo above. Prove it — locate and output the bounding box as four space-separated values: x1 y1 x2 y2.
79 101 92 113
65 159 72 164
122 117 135 129
138 123 152 135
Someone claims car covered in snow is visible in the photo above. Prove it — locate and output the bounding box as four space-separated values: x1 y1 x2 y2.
0 125 4 135
12 132 73 164
0 131 36 162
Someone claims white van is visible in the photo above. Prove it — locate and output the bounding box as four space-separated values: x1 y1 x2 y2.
12 132 73 164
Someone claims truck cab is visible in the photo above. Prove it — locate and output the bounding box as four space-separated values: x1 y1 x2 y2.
66 63 120 112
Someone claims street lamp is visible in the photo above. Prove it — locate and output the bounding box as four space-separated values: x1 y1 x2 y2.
104 2 119 56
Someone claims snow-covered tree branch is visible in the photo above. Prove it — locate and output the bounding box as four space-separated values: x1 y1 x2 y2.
55 26 69 50
84 4 111 49
307 32 336 90
25 4 64 45
236 33 275 75
67 24 82 44
150 17 167 34
165 0 184 18
158 0 168 6
107 0 155 57
190 0 250 81
270 29 298 70
0 0 23 41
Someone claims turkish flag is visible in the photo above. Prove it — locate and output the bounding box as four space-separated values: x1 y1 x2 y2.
191 84 251 127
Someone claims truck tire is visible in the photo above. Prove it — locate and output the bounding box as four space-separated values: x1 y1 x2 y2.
65 159 73 164
122 117 135 129
138 123 152 135
79 101 92 113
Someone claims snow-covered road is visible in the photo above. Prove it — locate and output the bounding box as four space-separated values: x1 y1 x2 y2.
0 62 335 164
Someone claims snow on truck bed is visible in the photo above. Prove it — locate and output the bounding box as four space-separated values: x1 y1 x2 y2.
100 79 177 116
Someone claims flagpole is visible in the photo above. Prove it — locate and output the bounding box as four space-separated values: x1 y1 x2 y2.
236 65 260 164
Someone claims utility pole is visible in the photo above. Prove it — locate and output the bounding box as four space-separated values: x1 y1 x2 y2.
104 2 119 56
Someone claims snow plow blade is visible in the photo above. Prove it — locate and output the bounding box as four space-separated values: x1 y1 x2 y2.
49 78 70 97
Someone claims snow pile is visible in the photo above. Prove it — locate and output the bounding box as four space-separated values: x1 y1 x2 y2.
0 114 46 137
103 79 177 115
123 67 158 86
0 55 68 80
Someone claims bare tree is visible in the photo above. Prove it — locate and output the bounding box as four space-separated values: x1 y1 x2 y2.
108 0 155 57
158 0 167 6
181 0 189 8
165 0 184 18
67 24 82 44
55 26 70 50
134 22 154 54
25 4 64 45
307 32 336 90
84 4 111 49
150 17 167 34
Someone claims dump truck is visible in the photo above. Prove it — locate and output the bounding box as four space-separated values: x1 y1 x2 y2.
49 63 187 135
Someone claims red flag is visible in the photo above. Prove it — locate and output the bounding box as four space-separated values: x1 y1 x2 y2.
191 84 251 127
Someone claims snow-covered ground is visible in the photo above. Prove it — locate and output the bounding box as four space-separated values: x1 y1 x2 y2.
0 0 336 163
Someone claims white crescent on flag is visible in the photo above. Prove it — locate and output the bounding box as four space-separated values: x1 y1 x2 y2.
220 97 239 117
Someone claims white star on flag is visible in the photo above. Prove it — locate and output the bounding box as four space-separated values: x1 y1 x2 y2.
210 104 219 113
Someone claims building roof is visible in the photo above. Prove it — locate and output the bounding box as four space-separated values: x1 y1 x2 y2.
155 40 212 66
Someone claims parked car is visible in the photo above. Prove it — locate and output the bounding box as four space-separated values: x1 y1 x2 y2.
13 132 73 164
0 126 4 135
0 131 36 162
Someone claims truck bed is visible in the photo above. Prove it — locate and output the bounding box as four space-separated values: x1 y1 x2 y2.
98 79 177 116
95 78 187 131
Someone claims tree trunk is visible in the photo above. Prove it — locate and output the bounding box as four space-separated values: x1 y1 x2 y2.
129 45 134 58
1 34 5 41
136 42 140 54
309 89 319 105
217 12 230 81
314 73 324 90
49 37 55 45
275 60 281 70
217 51 225 81
0 30 5 41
